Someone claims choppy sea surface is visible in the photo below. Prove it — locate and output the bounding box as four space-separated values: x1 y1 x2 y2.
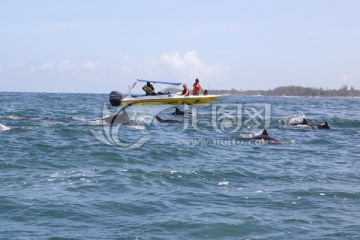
1 92 359 240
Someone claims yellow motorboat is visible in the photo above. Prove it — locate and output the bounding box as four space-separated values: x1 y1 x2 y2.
109 79 221 106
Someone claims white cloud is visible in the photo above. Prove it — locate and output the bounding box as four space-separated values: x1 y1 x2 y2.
3 51 231 92
42 59 74 70
82 60 103 70
160 51 229 76
42 62 52 70
58 59 74 70
130 51 230 88
339 74 349 82
161 52 187 69
37 51 229 82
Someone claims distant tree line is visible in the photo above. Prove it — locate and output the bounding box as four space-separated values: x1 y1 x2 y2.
209 85 360 97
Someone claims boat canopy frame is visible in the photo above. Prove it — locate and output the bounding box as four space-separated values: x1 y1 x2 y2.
129 79 183 96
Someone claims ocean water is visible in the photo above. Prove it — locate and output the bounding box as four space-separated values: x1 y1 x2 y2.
0 92 359 240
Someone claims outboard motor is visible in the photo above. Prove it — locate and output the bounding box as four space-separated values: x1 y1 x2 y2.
109 91 123 106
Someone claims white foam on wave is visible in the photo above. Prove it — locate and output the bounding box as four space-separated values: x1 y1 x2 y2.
132 115 153 125
238 129 264 139
218 181 229 186
0 123 10 131
7 115 24 120
47 172 59 182
130 124 146 130
238 133 254 138
70 117 87 121
286 114 306 125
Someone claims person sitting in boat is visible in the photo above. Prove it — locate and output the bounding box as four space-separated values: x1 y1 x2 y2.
192 79 203 95
204 90 208 95
181 84 190 96
142 82 157 96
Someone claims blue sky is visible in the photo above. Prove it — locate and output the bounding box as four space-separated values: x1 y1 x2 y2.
1 0 359 93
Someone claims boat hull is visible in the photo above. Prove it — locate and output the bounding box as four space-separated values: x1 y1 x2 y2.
120 94 221 106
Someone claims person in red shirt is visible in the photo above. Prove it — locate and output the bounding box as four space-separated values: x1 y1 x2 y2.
192 79 202 95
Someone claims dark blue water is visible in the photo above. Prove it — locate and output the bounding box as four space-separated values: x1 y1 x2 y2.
1 92 359 239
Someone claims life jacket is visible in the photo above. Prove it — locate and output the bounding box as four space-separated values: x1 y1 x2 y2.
143 85 155 95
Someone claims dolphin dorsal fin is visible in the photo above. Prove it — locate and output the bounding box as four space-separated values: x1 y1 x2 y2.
262 129 268 135
302 118 308 124
121 109 129 120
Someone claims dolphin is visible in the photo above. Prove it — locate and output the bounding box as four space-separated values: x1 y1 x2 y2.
310 121 330 129
290 118 330 129
252 129 281 144
101 109 131 125
171 107 191 116
156 116 183 123
291 118 309 126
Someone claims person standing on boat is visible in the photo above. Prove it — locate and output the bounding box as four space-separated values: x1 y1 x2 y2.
192 79 203 95
181 84 190 96
142 82 156 95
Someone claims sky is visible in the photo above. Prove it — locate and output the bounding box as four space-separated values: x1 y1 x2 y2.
1 0 360 93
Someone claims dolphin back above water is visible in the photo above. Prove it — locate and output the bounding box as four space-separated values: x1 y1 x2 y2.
101 109 131 125
252 129 281 144
311 121 330 129
156 116 183 123
171 107 191 116
292 118 309 126
290 118 330 129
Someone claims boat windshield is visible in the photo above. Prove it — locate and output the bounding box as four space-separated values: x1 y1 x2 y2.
130 79 182 96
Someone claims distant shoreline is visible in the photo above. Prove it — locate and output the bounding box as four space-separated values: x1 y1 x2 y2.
209 85 360 98
218 94 360 99
1 85 360 97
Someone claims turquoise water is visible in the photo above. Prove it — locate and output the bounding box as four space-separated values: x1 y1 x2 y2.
1 92 359 239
